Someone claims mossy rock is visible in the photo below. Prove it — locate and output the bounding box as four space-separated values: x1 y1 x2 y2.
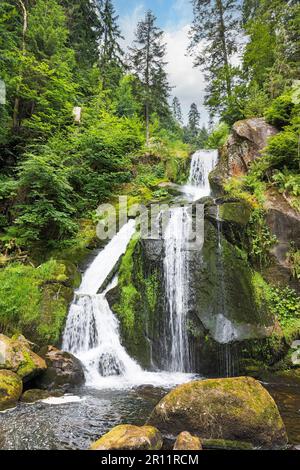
0 334 47 382
202 438 254 450
0 370 23 411
147 377 288 449
218 201 251 226
173 432 202 450
90 425 163 450
20 389 63 403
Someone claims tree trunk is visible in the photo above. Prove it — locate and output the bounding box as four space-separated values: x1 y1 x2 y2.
216 0 232 99
145 18 151 145
13 0 28 131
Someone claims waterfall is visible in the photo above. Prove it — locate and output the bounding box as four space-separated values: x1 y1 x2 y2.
62 220 142 386
184 149 218 201
163 149 218 372
163 207 191 372
215 205 237 377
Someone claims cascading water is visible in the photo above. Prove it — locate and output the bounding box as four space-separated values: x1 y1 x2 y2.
215 205 238 377
163 207 191 372
63 219 194 389
162 149 218 372
62 220 143 387
184 149 218 201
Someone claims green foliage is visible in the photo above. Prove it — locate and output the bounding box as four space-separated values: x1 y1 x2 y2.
252 272 300 333
265 92 295 128
0 259 72 344
114 234 141 332
288 244 300 280
247 209 277 268
206 122 229 149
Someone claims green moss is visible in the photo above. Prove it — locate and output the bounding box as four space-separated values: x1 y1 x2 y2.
202 438 254 450
90 425 163 450
0 259 77 345
0 370 23 411
219 201 251 226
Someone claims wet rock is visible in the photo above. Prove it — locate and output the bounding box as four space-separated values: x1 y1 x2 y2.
147 377 288 449
0 334 46 382
202 438 254 450
90 424 163 450
210 118 278 191
173 432 202 450
34 346 84 391
0 370 23 411
263 189 300 292
20 389 63 403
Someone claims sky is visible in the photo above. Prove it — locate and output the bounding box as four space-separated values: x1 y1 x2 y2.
114 0 208 125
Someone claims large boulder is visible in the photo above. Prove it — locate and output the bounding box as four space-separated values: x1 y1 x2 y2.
173 432 202 450
90 425 163 451
0 370 23 410
210 118 278 191
34 346 84 391
0 334 46 381
147 377 288 449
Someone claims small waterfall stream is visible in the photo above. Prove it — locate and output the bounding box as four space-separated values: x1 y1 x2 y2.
162 150 218 372
62 220 143 387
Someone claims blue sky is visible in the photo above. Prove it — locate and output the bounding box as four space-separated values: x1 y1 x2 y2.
114 0 208 124
115 0 193 28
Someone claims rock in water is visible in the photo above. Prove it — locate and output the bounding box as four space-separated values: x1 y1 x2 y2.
0 370 23 411
90 425 163 450
174 432 202 450
0 334 46 381
35 346 84 391
20 389 63 403
147 377 288 449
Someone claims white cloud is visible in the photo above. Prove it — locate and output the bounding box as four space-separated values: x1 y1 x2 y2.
164 24 208 125
119 3 145 49
119 4 209 125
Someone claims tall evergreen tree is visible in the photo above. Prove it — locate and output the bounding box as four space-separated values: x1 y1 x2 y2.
129 10 171 143
172 96 183 124
188 103 200 137
99 0 124 89
188 0 240 119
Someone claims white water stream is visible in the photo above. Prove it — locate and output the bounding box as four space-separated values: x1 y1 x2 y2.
162 150 218 372
63 219 193 389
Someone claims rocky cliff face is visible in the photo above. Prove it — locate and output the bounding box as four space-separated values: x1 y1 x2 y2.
264 189 300 293
110 200 279 376
210 118 278 192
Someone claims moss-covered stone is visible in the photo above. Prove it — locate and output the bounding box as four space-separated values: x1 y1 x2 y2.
0 334 46 381
111 236 164 368
0 370 23 411
218 201 251 226
90 425 163 450
173 432 202 450
147 377 288 449
202 438 254 450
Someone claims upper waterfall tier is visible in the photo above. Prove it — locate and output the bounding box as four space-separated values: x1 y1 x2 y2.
183 149 218 201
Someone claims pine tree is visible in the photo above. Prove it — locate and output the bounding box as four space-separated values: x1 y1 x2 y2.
188 103 200 138
172 96 183 124
99 0 124 89
188 0 240 119
129 10 171 143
